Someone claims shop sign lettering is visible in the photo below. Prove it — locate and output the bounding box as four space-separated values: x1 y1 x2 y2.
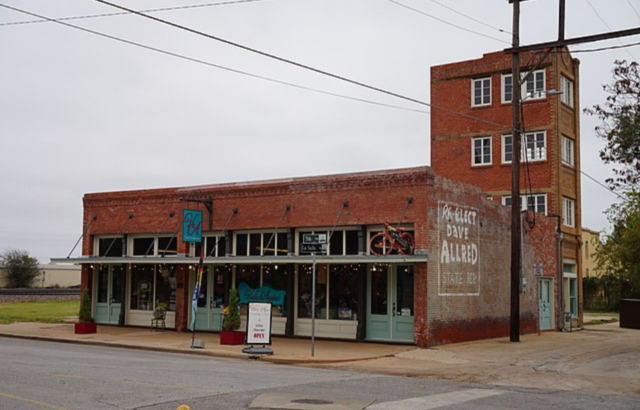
438 201 480 296
238 282 286 306
182 210 203 243
246 302 273 345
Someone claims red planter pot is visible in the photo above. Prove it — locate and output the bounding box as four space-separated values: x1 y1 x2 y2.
74 322 97 334
220 331 245 345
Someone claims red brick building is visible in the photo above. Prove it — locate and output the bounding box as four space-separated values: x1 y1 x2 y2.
430 49 582 329
56 166 559 346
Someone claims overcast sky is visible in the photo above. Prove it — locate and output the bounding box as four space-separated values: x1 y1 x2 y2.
1 0 637 263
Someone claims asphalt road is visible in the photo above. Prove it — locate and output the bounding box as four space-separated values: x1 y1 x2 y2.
1 337 638 410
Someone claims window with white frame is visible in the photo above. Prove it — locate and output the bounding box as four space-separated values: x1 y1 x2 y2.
192 234 227 257
560 75 574 107
562 135 575 166
235 231 288 256
296 228 359 255
95 235 124 257
501 74 513 103
472 136 492 165
129 236 178 257
522 70 546 99
502 134 513 163
524 131 546 161
501 70 546 103
502 193 547 215
563 197 575 227
502 131 546 163
472 77 491 106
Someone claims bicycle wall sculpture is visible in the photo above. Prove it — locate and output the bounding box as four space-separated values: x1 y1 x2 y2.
369 221 415 256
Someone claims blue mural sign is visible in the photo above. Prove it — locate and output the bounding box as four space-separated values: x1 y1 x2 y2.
238 282 286 306
183 210 203 243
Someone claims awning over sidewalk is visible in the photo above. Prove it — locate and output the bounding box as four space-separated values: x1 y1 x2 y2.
51 254 428 265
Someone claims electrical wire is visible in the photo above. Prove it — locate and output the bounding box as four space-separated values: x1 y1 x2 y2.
627 0 640 20
385 0 510 45
0 3 431 116
88 0 510 129
0 0 273 27
580 170 626 200
425 0 511 35
584 0 637 61
568 41 640 54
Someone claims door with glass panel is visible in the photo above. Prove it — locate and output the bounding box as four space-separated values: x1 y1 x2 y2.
539 278 553 330
192 266 227 331
366 265 414 342
94 265 123 324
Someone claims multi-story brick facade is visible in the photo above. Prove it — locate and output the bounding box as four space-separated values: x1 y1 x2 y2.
430 49 582 328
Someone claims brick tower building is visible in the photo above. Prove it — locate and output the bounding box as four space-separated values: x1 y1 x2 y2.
430 49 582 327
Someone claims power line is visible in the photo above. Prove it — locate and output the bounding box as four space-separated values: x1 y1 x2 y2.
627 0 640 20
0 3 429 116
584 0 637 61
89 0 510 129
580 169 626 200
425 0 511 35
0 0 272 27
385 0 510 45
569 41 640 54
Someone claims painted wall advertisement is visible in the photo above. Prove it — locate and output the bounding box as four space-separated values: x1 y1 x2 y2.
245 302 273 345
437 201 480 296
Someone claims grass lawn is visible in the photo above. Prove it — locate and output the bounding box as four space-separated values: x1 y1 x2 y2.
0 301 79 325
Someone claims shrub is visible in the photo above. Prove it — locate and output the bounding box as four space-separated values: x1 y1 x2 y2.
78 289 94 323
222 288 241 331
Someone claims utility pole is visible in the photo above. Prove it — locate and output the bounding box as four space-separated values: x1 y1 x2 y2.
510 0 522 343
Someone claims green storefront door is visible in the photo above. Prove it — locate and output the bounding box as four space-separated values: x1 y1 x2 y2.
94 265 123 324
191 266 226 331
366 265 414 342
539 278 553 330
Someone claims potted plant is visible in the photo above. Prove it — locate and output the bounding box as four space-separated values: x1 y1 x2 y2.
74 288 97 334
220 288 245 345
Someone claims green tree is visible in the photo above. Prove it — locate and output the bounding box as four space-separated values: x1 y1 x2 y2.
222 288 241 331
0 249 40 288
584 60 640 191
595 191 640 298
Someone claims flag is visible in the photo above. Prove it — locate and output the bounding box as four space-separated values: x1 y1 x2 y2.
189 245 205 332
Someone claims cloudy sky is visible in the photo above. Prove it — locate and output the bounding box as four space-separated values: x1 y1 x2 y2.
1 0 637 263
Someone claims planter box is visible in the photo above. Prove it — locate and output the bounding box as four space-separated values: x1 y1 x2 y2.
220 331 245 345
74 322 97 334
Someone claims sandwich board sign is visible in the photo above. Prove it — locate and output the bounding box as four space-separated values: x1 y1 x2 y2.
245 302 273 345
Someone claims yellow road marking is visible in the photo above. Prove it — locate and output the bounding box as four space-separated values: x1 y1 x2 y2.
0 393 74 410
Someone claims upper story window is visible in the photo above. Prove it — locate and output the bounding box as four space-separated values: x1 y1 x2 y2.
502 194 547 215
235 231 288 256
501 70 546 103
472 77 491 106
501 74 513 103
296 228 359 256
502 131 546 163
560 75 574 107
130 236 177 257
95 236 124 257
472 136 492 166
192 234 227 258
522 70 546 100
562 135 575 167
563 197 575 227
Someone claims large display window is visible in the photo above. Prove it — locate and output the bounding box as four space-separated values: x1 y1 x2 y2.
130 264 176 312
297 264 361 320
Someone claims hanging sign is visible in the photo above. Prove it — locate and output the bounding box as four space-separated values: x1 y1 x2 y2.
183 210 203 243
245 302 273 345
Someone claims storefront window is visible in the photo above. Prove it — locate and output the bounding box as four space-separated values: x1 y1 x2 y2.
155 265 176 311
236 234 248 256
97 265 109 303
298 264 327 318
396 266 414 316
249 233 261 256
97 237 124 257
205 236 226 257
158 237 177 257
130 265 154 311
236 264 260 289
133 237 154 256
329 265 360 320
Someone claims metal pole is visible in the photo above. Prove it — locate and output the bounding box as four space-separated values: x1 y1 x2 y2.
311 252 316 357
558 0 565 41
510 0 522 343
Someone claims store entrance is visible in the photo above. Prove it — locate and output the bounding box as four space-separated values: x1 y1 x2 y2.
539 278 553 330
94 265 123 324
366 265 414 342
192 266 228 332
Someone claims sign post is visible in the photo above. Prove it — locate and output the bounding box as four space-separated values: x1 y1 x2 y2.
301 233 327 357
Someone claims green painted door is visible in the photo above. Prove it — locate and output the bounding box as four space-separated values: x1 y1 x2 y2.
539 278 553 330
366 265 414 342
94 265 123 324
191 266 225 331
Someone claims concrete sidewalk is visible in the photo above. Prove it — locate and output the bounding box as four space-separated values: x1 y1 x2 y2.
0 321 638 396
